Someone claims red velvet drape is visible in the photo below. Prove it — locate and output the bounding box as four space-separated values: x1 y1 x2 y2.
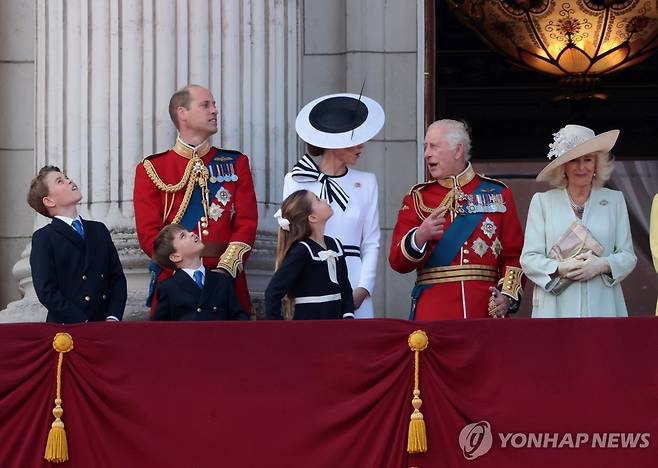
0 318 656 468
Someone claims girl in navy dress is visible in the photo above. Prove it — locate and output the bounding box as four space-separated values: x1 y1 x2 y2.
265 189 354 320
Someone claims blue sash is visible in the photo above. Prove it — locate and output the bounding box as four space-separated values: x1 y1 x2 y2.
146 149 239 306
179 149 238 230
409 180 502 319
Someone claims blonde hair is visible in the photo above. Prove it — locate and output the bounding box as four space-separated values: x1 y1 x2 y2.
544 151 615 188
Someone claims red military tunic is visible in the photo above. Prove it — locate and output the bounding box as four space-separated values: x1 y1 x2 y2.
134 137 258 314
389 163 524 320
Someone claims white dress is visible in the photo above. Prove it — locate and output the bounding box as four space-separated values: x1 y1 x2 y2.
283 163 380 318
520 187 636 317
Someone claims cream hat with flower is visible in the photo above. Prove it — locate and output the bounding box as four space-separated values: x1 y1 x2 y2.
536 125 620 182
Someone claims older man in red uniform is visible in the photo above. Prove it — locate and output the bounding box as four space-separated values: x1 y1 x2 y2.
389 119 524 320
134 85 257 315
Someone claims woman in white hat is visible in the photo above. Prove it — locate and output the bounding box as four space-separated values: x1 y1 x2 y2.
283 93 385 318
521 124 637 317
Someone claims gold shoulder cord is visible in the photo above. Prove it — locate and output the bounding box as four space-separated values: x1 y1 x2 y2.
142 154 210 225
412 185 461 222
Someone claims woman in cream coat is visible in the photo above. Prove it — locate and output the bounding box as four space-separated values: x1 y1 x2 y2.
650 194 658 315
521 125 636 317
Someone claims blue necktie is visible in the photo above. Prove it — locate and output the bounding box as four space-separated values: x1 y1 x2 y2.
193 270 204 289
71 219 85 239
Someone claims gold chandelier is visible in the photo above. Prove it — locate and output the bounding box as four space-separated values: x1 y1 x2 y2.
447 1 658 91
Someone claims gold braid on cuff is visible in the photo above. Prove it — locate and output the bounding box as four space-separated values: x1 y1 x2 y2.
217 242 251 278
499 266 523 302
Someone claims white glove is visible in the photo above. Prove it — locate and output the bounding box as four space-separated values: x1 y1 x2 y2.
568 251 610 281
556 258 580 278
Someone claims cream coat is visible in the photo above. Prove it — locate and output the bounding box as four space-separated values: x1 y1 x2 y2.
650 194 658 315
521 187 636 317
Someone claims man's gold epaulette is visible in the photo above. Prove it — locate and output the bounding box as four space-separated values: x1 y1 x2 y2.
478 174 508 189
406 179 437 196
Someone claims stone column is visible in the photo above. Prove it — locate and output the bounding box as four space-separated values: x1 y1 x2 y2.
3 0 299 322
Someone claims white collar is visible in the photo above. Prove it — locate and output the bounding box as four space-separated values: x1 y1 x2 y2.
54 215 82 227
181 264 206 281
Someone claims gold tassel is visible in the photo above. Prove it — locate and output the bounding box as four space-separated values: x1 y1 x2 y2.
44 332 74 463
407 330 429 454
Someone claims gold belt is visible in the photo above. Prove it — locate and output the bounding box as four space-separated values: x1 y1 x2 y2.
416 264 498 285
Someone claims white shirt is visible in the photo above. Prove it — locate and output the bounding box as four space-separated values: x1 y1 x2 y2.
55 215 83 230
181 264 206 286
283 166 380 318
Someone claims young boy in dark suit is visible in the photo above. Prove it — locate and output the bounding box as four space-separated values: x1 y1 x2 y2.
152 224 248 321
28 166 127 323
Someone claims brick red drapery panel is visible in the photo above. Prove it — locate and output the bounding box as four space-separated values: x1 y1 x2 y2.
0 318 656 468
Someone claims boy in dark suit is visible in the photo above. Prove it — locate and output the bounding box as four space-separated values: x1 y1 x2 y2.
28 166 127 323
152 224 248 321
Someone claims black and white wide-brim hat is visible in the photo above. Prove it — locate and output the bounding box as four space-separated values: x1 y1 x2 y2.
295 93 385 149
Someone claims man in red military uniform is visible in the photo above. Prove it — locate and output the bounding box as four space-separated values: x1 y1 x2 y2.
389 119 524 320
134 85 257 315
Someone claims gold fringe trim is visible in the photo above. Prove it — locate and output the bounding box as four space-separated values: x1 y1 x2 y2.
44 332 74 463
407 330 429 454
142 150 210 224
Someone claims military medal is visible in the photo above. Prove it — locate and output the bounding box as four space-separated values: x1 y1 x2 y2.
494 194 507 213
216 186 231 206
208 165 217 184
209 203 224 221
216 164 226 183
472 237 489 257
228 163 238 182
481 217 496 239
491 238 503 258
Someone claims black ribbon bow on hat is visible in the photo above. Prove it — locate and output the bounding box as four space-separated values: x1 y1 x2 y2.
290 154 350 211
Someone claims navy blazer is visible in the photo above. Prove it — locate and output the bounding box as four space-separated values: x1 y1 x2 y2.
30 217 127 323
153 269 248 321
